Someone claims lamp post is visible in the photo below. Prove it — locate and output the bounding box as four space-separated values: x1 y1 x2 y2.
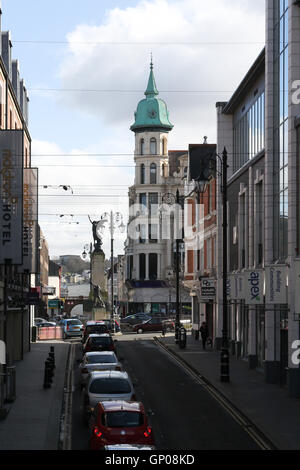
99 212 125 328
220 148 229 383
192 146 229 382
82 242 93 288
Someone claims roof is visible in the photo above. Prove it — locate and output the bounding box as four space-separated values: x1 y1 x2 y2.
130 60 173 133
168 150 188 176
100 400 143 413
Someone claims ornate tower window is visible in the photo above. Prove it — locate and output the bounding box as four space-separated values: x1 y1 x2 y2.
150 163 157 184
140 138 145 155
150 138 157 155
141 163 145 184
162 137 167 155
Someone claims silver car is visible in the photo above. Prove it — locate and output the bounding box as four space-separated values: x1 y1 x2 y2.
79 352 122 388
83 371 135 419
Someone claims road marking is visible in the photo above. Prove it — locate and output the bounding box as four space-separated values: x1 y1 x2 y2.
154 338 277 451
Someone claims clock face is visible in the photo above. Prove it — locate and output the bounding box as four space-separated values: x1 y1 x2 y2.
148 108 157 119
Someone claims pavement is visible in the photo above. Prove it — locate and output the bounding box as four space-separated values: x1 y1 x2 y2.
155 334 300 450
0 341 70 450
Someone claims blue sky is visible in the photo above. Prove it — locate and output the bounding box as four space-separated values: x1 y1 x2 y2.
1 0 265 260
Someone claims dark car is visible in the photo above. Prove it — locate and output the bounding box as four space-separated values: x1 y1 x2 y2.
83 334 116 354
82 321 109 343
120 313 151 327
132 318 175 334
97 319 121 334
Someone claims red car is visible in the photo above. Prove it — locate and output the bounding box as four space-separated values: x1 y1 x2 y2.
132 317 175 334
88 400 155 450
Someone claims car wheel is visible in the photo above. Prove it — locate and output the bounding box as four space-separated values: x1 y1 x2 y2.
137 328 144 334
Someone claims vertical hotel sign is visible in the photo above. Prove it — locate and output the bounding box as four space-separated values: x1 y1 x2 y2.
18 167 38 273
0 131 23 264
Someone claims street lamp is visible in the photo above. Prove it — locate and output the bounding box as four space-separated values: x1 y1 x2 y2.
99 212 125 328
81 242 93 287
193 147 230 383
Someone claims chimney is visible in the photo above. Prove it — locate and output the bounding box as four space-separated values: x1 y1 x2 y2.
12 60 20 103
1 31 12 80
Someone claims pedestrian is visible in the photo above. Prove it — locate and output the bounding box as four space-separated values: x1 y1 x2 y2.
200 321 209 350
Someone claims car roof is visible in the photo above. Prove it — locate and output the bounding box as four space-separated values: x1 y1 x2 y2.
104 445 155 450
88 333 111 338
86 320 105 325
85 351 116 357
99 400 143 413
90 370 129 379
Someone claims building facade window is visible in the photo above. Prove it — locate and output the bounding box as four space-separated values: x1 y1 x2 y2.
150 163 157 184
149 253 158 280
140 138 145 155
139 253 146 280
127 255 133 279
162 137 167 155
233 91 265 172
140 164 145 184
274 0 288 261
139 193 147 214
150 138 157 155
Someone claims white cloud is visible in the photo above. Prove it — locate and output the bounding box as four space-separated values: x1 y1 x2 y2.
58 0 265 148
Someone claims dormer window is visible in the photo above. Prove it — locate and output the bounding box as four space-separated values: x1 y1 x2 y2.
150 138 157 155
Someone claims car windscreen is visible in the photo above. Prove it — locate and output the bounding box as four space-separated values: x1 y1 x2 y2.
87 355 116 364
89 378 131 394
68 320 82 325
104 411 144 428
90 337 112 345
86 325 107 334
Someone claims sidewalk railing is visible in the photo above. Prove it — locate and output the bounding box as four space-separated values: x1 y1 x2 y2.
37 327 63 341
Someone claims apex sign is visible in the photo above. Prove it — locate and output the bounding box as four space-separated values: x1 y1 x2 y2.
244 270 264 305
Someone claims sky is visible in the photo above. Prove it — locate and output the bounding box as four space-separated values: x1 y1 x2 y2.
1 0 265 261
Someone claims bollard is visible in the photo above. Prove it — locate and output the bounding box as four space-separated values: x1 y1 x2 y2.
43 361 51 388
48 352 56 369
46 359 54 380
178 327 187 349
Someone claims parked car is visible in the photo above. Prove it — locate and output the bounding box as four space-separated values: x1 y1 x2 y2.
34 318 47 326
79 352 122 388
37 321 57 327
102 444 156 450
82 321 109 344
120 314 151 327
132 317 175 334
61 318 84 339
88 400 155 450
98 319 121 334
82 334 116 354
83 371 135 419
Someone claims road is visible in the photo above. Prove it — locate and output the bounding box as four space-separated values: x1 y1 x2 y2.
71 333 260 450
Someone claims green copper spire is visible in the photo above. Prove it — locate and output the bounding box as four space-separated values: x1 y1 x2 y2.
145 57 159 98
130 59 173 133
